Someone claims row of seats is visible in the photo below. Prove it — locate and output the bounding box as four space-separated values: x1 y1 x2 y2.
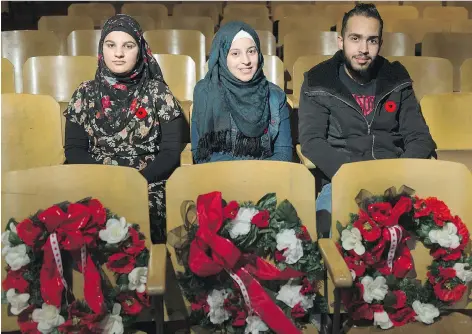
64 2 472 27
3 33 472 97
2 91 471 175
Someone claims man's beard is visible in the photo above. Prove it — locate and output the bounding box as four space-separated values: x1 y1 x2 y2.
342 50 377 85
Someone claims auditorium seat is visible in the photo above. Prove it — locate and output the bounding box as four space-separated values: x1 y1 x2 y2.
100 15 156 31
68 3 115 28
38 16 94 54
386 56 453 101
120 3 168 26
1 30 60 92
144 30 206 80
423 5 469 20
422 32 472 91
67 30 101 56
22 55 97 141
1 94 64 172
221 16 272 31
173 3 220 26
161 16 214 56
461 58 472 92
1 58 15 94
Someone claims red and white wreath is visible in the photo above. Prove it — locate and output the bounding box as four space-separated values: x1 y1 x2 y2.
337 186 471 329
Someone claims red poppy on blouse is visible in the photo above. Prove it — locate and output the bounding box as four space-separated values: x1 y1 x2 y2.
385 101 397 113
136 107 148 119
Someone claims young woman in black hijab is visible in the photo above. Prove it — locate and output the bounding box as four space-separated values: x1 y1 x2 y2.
64 15 184 243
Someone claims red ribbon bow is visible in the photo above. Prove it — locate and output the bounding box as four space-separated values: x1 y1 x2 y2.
189 191 304 334
37 202 105 314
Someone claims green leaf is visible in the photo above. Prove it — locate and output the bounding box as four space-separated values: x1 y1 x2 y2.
116 274 129 286
274 200 300 227
9 232 22 246
1 291 8 304
336 221 344 236
257 193 277 211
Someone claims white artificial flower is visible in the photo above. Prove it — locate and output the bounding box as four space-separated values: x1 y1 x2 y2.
32 304 65 334
1 230 11 255
6 289 30 315
428 223 460 249
128 267 148 293
206 289 230 324
275 229 304 264
361 276 388 303
100 303 124 334
229 207 259 239
373 311 393 329
5 244 30 270
2 223 18 256
453 263 472 283
245 316 269 334
99 217 130 244
412 301 440 325
276 283 314 310
341 228 365 255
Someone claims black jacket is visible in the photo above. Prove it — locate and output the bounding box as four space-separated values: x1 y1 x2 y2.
298 51 436 182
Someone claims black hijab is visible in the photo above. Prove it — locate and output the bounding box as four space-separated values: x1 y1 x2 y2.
94 14 164 133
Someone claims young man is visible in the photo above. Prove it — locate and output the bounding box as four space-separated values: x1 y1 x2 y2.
298 3 436 236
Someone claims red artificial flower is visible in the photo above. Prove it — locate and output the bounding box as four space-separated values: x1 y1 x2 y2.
300 277 315 295
136 291 151 307
58 301 102 334
353 211 381 241
434 282 467 302
16 218 45 248
124 228 145 255
232 310 247 327
389 307 416 326
191 295 210 313
384 100 397 113
297 225 311 241
414 197 453 227
251 210 270 228
2 269 29 293
344 256 366 278
136 107 148 119
223 201 239 220
351 303 373 321
130 98 138 112
430 247 462 261
439 267 457 280
275 249 286 262
17 305 41 334
113 83 127 91
452 215 470 250
101 96 111 109
291 302 307 319
117 293 143 315
392 290 407 309
106 253 136 274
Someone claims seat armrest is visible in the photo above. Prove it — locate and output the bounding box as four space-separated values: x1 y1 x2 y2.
296 144 316 169
147 244 167 295
318 239 353 288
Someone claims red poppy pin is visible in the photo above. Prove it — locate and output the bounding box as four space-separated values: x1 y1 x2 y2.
136 107 148 119
385 101 397 113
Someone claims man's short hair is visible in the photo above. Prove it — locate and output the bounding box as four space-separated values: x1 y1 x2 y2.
341 3 384 39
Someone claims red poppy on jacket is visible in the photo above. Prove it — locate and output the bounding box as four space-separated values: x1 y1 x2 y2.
136 107 148 119
385 101 397 113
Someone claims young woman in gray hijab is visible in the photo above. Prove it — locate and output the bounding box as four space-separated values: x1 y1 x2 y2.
191 21 292 163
